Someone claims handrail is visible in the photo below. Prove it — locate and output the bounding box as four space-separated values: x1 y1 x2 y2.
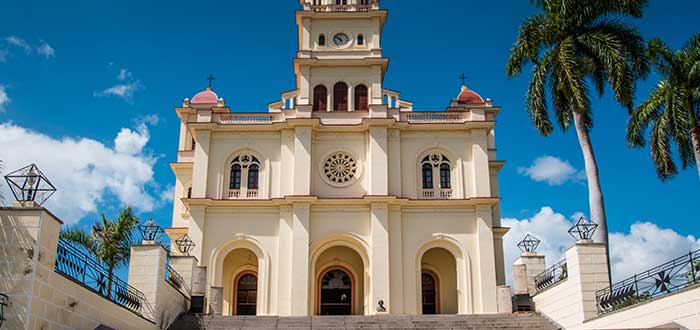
596 249 700 315
0 293 7 328
165 263 191 298
534 259 568 294
55 238 154 321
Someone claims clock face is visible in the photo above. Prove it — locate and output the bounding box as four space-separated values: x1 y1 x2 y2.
332 33 351 47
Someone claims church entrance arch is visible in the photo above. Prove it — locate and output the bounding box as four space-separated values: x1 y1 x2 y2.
318 267 354 315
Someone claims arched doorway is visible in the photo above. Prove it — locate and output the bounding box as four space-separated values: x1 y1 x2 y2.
421 271 439 314
234 272 258 315
420 248 458 314
318 268 353 315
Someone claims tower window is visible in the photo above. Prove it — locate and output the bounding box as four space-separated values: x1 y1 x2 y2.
319 34 326 46
357 34 364 46
422 164 433 189
421 154 453 198
354 84 368 111
230 164 242 190
336 0 348 4
440 163 451 189
333 82 349 111
313 85 328 111
248 164 259 190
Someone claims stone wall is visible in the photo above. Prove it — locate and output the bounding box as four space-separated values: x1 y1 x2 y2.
579 285 700 330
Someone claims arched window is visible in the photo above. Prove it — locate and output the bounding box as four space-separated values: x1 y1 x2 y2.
230 164 242 190
319 34 326 46
420 154 452 198
336 0 347 4
360 0 369 4
354 84 368 111
440 163 451 189
357 34 364 46
334 82 349 111
313 85 328 111
422 164 433 189
248 164 259 190
229 155 261 198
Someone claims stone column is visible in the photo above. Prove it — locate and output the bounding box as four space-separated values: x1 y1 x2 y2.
169 255 198 294
290 203 310 316
192 266 207 296
388 206 404 314
188 206 206 263
475 205 498 313
496 286 513 314
513 252 546 295
370 203 390 314
293 127 312 196
209 287 224 315
128 243 167 324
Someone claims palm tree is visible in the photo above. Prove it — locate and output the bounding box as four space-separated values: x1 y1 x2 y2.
627 34 700 180
60 207 140 296
506 0 649 251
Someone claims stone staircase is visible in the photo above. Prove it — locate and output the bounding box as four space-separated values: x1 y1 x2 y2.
167 313 562 330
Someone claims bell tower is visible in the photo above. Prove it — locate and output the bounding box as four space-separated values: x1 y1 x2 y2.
294 0 389 111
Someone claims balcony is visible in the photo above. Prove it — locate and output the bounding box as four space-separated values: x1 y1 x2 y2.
421 189 453 199
402 112 469 124
217 113 283 124
309 2 377 12
228 189 259 199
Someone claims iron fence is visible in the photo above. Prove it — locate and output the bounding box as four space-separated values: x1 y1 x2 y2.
596 249 700 315
0 293 7 328
54 238 154 321
165 263 191 297
534 259 568 294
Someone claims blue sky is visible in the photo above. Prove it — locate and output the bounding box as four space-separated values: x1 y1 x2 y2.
1 0 698 280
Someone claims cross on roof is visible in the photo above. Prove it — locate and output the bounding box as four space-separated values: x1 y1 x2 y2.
207 74 216 88
459 73 468 86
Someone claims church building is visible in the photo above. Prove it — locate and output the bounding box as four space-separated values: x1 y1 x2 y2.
167 0 508 317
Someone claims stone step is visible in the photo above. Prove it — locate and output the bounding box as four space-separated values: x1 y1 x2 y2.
168 314 562 330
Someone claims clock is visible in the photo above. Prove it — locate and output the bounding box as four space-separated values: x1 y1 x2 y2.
332 33 351 47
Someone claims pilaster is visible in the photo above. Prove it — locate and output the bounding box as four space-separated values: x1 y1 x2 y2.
368 126 388 195
290 203 311 316
293 127 313 195
471 129 491 197
370 203 391 314
566 241 610 322
388 206 404 314
192 129 211 198
187 206 206 264
475 205 498 313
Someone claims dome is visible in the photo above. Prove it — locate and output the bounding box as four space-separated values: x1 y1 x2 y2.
191 87 219 105
456 85 485 105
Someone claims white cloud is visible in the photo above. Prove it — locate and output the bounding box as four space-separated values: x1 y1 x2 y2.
503 207 700 286
5 36 31 52
518 156 584 185
94 82 141 102
0 121 167 224
0 85 9 112
36 41 55 59
117 69 132 81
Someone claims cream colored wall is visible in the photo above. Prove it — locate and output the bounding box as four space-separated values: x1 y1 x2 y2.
578 286 700 330
421 248 458 314
307 18 378 51
312 132 368 197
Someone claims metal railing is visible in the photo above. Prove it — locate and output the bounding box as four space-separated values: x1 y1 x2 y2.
0 293 7 328
218 113 282 124
534 259 568 294
165 263 191 298
310 2 376 12
403 112 468 123
55 238 154 321
596 249 700 315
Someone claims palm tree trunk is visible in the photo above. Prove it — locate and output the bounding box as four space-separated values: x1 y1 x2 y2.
107 264 114 299
572 111 611 269
691 127 700 180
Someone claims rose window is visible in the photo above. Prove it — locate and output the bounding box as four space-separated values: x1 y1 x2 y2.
323 152 358 186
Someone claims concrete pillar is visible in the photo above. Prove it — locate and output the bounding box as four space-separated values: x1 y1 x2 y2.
170 256 198 294
293 127 312 196
191 130 211 198
475 205 498 313
192 266 207 296
128 243 167 324
496 285 513 314
513 252 546 295
209 287 224 315
388 207 404 314
290 203 310 316
368 127 388 195
567 241 610 322
370 203 390 314
276 206 294 316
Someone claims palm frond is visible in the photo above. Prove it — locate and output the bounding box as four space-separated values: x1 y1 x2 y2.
627 82 668 147
649 110 678 180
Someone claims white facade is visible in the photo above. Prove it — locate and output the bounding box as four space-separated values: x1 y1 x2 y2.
167 0 508 317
